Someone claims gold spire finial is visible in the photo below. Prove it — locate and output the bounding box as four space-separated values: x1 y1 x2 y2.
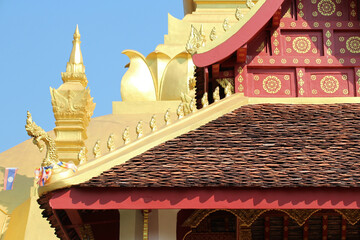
61 25 87 86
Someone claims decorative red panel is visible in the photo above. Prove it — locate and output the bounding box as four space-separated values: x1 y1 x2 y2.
248 69 296 97
281 31 324 56
297 0 352 21
305 69 355 97
334 31 360 57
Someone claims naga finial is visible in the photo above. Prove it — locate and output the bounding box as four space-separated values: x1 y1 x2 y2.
25 111 59 167
150 115 157 132
201 93 209 108
177 103 185 119
185 25 206 55
93 140 101 158
136 121 143 139
122 127 130 144
107 134 115 152
164 109 171 125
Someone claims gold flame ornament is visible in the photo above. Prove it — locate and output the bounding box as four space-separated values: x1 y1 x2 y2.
164 109 171 125
225 83 233 97
235 7 244 20
223 18 231 32
78 147 86 165
201 93 209 108
247 0 255 9
177 103 185 119
150 115 157 132
210 27 217 41
189 98 197 113
136 121 143 138
93 140 101 158
107 134 115 152
213 86 220 102
122 127 130 144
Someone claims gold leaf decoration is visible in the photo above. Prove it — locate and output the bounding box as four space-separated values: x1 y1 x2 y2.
235 7 244 20
122 127 130 145
223 18 231 32
164 109 171 125
107 134 115 152
210 27 217 41
149 115 157 132
201 92 209 108
136 121 143 138
93 140 101 158
213 86 220 102
78 146 86 165
176 103 185 119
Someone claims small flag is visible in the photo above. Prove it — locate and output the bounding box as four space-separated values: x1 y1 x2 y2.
4 168 18 190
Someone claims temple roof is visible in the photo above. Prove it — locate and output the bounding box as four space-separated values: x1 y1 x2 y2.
79 103 360 188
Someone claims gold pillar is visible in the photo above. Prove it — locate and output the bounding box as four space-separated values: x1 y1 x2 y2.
143 210 149 240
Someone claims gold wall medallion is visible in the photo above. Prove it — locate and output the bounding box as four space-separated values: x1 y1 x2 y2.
346 36 360 53
318 0 336 16
293 37 311 54
263 76 282 94
320 76 339 93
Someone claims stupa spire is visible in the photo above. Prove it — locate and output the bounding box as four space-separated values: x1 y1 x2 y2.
61 24 88 86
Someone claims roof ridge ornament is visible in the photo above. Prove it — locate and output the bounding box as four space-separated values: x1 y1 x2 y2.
213 87 220 102
247 0 255 9
235 7 244 20
122 127 130 144
107 134 115 152
93 140 101 158
201 93 209 108
210 27 217 41
61 25 88 87
185 24 206 55
222 18 231 32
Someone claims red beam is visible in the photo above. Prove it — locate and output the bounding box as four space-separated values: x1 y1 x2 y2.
49 187 360 210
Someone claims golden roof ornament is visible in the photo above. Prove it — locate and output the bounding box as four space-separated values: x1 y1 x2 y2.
189 98 196 113
177 103 185 119
93 140 101 158
247 0 255 9
201 93 209 108
25 111 59 167
235 7 244 20
61 25 88 87
51 25 95 165
164 109 171 125
78 147 86 165
223 18 231 32
122 127 130 144
185 25 206 55
210 27 217 41
136 121 143 138
150 115 157 132
225 83 233 97
213 86 220 102
107 134 115 152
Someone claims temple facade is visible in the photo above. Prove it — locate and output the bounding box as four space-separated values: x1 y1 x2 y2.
3 0 360 239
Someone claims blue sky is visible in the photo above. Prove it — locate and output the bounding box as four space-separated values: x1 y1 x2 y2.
0 1 184 153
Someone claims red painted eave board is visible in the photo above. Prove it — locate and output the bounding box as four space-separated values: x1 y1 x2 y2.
192 0 284 67
49 187 360 210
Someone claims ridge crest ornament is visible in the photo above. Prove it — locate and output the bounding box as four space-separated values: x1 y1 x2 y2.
263 76 281 94
293 37 311 54
320 76 339 93
318 0 336 16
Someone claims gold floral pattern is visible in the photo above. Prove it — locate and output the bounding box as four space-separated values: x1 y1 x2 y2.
346 36 360 53
263 76 281 94
318 0 336 16
320 76 339 93
293 37 311 54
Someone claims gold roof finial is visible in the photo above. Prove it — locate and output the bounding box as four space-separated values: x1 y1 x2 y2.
61 25 88 87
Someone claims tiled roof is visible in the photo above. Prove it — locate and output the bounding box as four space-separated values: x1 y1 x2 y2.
80 104 360 188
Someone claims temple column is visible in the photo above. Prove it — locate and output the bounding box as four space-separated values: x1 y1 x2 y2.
158 209 179 240
119 210 143 240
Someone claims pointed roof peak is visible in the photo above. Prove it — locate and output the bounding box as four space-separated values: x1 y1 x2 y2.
61 25 87 86
74 24 80 40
